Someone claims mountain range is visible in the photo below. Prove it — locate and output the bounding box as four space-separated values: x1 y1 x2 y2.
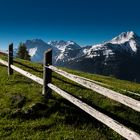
24 31 140 82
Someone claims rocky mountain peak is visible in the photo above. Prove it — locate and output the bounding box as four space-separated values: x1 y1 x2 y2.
110 31 138 44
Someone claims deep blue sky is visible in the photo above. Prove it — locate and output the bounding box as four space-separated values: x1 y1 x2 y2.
0 0 140 50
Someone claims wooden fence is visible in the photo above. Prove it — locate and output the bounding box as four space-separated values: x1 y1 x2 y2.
0 44 140 140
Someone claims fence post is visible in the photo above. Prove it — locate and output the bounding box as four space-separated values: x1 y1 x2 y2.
42 48 52 98
8 43 13 75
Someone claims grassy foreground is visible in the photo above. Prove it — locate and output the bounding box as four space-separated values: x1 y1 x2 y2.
0 56 140 140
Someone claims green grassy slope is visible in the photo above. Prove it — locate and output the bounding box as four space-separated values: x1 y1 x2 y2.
0 56 140 140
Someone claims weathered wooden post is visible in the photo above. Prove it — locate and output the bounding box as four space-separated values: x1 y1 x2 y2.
8 43 13 75
42 48 52 98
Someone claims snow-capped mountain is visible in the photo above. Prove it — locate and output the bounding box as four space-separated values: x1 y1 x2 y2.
111 31 139 45
24 31 140 64
48 40 80 50
81 31 140 60
25 39 53 62
65 31 140 81
24 39 81 63
20 31 140 81
48 40 81 65
110 31 140 52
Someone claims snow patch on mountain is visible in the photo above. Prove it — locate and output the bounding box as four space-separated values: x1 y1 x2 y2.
110 31 140 53
82 44 115 59
129 40 137 52
48 40 80 51
29 47 38 57
25 39 52 62
111 31 135 44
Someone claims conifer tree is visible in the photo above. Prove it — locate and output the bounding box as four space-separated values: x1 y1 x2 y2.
17 43 30 61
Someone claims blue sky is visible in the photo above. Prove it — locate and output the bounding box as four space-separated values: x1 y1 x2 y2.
0 0 140 50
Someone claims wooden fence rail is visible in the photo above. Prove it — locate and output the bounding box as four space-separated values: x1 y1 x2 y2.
0 45 140 140
48 83 140 140
47 65 140 112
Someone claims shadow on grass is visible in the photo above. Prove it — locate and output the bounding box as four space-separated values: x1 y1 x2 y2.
10 91 140 134
52 75 88 90
9 80 32 85
32 123 55 131
49 95 140 133
13 60 43 73
0 64 7 68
